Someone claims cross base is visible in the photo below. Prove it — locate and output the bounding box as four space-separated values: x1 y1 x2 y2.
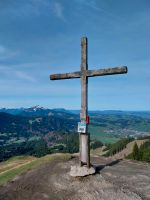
70 165 95 177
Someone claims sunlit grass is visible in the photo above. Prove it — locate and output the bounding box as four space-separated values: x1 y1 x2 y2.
89 124 119 144
0 153 71 186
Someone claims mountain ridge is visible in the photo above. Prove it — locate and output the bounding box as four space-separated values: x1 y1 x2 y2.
1 106 150 119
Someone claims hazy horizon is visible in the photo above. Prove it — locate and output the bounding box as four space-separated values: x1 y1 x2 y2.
0 105 150 112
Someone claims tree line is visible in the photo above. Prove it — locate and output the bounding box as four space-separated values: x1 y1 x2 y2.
104 138 134 157
0 132 104 162
127 140 150 162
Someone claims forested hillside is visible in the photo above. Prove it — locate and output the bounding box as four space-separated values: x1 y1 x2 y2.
0 107 150 161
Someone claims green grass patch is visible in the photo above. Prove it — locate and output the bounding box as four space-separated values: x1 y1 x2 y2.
28 136 41 141
3 155 35 163
104 138 134 157
89 125 120 144
0 153 71 186
130 123 150 132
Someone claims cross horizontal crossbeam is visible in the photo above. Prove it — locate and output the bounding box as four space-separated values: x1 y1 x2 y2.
50 66 127 80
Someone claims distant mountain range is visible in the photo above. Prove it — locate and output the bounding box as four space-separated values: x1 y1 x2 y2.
0 106 150 148
0 107 79 148
0 106 74 117
1 106 150 118
0 111 78 135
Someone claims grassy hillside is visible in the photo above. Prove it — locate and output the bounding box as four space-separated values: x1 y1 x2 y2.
90 139 149 161
89 124 119 144
127 139 150 162
0 154 71 185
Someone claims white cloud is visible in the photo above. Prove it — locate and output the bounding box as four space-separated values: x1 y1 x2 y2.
0 0 52 17
74 0 105 12
0 45 6 54
15 71 36 82
0 65 36 82
0 44 20 60
52 2 65 21
0 0 68 25
0 0 66 20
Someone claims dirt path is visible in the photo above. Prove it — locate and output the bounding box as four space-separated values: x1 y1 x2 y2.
0 156 150 200
0 160 35 176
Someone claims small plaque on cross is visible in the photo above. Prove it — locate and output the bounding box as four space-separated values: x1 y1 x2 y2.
78 122 86 133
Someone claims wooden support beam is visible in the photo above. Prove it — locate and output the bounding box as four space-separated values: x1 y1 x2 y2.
50 71 81 80
86 66 127 77
50 66 127 80
80 37 90 167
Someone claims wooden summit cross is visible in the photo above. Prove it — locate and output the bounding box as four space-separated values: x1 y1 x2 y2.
50 37 128 168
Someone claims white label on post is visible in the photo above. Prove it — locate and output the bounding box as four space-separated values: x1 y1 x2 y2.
78 122 86 133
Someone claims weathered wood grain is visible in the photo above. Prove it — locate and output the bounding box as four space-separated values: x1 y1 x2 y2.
80 37 90 167
50 66 127 80
86 66 127 77
50 71 81 80
80 38 88 119
81 37 88 70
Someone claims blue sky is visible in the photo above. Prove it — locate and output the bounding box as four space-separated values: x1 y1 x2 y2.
0 0 150 110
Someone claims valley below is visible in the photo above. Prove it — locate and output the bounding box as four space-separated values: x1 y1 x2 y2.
0 107 150 161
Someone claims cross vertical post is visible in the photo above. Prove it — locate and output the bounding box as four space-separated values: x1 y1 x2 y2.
80 37 90 167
